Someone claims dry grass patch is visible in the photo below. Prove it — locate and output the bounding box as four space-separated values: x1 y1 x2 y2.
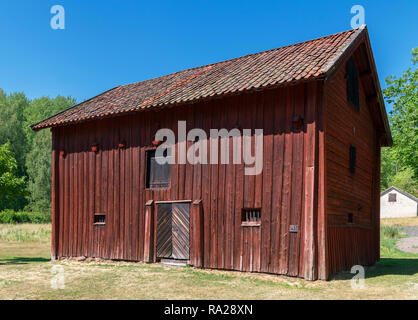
1 223 417 300
0 224 51 242
381 217 418 227
1 256 417 300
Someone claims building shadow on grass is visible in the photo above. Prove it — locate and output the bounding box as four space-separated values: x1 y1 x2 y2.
330 258 418 281
0 257 50 265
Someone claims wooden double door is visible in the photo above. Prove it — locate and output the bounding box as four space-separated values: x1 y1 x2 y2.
156 202 190 260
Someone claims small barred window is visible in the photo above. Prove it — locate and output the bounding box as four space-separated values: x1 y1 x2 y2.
241 208 261 226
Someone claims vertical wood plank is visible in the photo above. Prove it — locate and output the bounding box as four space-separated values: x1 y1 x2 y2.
51 129 59 260
58 127 64 258
144 200 154 262
210 102 218 268
278 86 293 275
217 100 227 269
233 94 245 271
288 84 305 276
316 81 328 280
191 200 204 267
303 81 319 280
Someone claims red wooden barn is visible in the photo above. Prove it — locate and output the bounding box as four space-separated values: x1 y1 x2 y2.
32 26 392 280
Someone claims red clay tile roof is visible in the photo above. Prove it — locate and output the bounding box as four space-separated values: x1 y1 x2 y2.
32 28 364 130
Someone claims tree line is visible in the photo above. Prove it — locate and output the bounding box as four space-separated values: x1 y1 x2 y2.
381 48 417 196
0 48 416 214
0 91 75 212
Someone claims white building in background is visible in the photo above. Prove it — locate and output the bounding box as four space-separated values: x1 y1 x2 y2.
380 186 418 218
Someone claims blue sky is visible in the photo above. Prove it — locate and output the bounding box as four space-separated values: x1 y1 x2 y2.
0 0 417 108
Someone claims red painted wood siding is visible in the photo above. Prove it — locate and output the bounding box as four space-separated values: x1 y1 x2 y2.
323 54 380 276
51 82 323 278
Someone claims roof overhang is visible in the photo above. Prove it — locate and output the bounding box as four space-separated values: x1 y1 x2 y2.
381 186 418 202
322 25 392 146
30 26 392 147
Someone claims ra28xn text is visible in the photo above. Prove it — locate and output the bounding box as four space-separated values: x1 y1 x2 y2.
163 304 253 317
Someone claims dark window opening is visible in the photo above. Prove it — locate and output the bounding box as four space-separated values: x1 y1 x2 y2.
146 149 171 189
388 193 397 202
241 208 261 226
94 214 106 225
349 145 356 174
346 57 359 111
348 213 354 224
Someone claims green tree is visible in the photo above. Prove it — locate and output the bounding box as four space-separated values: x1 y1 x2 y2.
391 167 417 196
23 96 76 147
381 147 398 190
24 96 75 212
25 130 54 212
382 48 418 195
0 142 26 211
0 89 29 177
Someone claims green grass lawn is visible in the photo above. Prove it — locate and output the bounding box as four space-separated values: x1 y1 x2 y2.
0 222 417 300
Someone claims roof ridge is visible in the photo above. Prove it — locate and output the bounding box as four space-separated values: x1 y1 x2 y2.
32 27 373 131
123 28 359 89
322 26 366 76
381 186 418 202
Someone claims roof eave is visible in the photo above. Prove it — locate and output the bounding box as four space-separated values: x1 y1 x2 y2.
362 29 393 147
322 25 392 147
381 186 418 202
31 76 323 131
30 85 121 132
